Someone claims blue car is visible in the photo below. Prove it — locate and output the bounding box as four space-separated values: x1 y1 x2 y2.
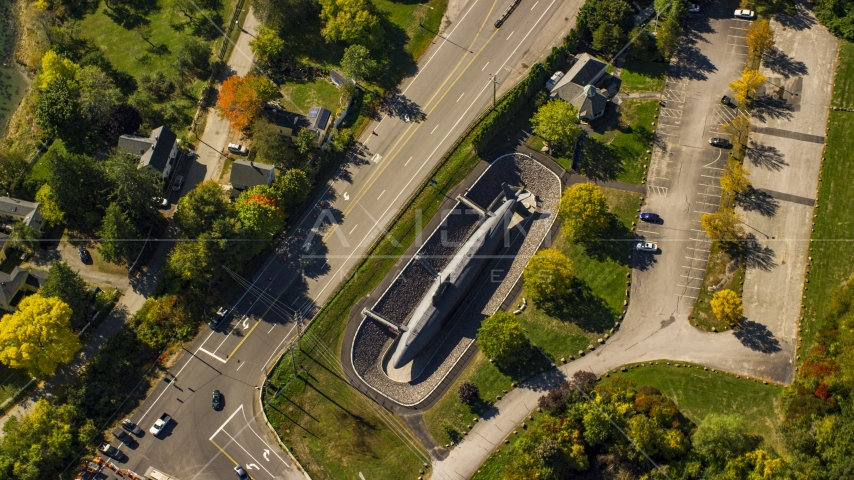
639 212 661 222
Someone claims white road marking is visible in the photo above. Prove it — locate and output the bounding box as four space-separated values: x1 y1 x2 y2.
198 347 228 363
431 125 439 134
343 192 350 200
697 192 721 197
685 256 708 261
636 230 660 235
236 361 244 371
211 405 244 441
506 31 514 40
222 430 275 478
482 62 489 71
404 156 413 166
267 324 275 334
683 265 706 270
377 190 386 200
699 183 722 188
242 408 290 467
457 93 465 102
371 154 382 163
349 224 359 234
531 0 539 8
678 284 701 289
700 174 719 178
676 294 699 299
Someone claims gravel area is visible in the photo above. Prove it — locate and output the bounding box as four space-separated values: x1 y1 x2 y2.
351 154 562 406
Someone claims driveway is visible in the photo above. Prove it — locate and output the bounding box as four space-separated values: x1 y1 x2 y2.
22 239 130 291
431 2 835 478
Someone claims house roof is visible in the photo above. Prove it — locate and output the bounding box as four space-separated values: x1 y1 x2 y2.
118 125 177 174
0 267 32 306
308 107 331 131
329 69 347 87
230 160 275 189
266 109 310 134
569 85 608 119
550 53 607 99
0 196 44 231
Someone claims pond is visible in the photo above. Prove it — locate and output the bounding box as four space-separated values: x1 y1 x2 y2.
0 65 29 136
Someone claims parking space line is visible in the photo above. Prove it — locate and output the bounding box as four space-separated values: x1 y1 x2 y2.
695 201 719 207
198 347 228 363
636 229 660 235
675 294 698 299
697 192 721 197
685 256 708 261
699 183 722 188
683 265 706 270
700 174 719 178
678 284 701 289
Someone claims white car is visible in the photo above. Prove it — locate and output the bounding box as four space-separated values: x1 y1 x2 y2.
635 242 658 253
227 143 249 155
688 4 700 13
734 9 755 19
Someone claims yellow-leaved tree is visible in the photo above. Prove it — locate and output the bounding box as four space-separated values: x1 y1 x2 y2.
39 50 80 89
700 208 745 244
729 68 767 104
559 183 610 241
720 159 751 194
523 248 574 306
0 295 81 377
710 289 744 327
746 19 775 56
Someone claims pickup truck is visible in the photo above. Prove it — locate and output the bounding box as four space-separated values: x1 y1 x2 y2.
150 413 171 436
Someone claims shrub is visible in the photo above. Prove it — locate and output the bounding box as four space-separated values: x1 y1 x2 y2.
458 381 480 406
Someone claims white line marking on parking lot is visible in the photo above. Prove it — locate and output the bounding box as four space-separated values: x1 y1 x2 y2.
678 284 701 289
199 347 228 363
683 265 706 270
676 294 698 299
456 93 465 102
531 0 539 8
699 183 722 188
697 192 721 197
506 31 514 40
482 62 489 71
377 190 386 200
404 156 413 166
685 256 708 261
431 125 439 134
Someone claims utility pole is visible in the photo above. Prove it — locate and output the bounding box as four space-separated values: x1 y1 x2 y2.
290 310 303 378
488 74 499 110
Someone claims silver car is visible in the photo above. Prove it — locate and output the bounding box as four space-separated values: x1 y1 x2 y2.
734 9 755 19
635 242 658 253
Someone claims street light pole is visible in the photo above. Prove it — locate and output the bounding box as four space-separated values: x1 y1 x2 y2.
488 74 499 110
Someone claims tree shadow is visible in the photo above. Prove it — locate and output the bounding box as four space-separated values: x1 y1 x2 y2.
762 47 808 78
738 186 780 217
582 214 632 265
740 233 778 272
745 140 788 171
775 3 817 31
493 344 553 381
733 319 782 353
669 43 717 81
751 94 794 123
103 6 148 30
576 136 623 181
542 278 617 334
382 89 427 122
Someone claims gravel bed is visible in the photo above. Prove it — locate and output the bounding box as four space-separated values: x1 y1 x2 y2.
351 154 562 406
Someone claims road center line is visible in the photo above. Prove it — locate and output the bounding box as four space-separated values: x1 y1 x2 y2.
481 61 489 71
457 93 465 102
377 190 386 200
531 0 538 9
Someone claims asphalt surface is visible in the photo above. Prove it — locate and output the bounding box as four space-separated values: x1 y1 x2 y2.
116 0 580 478
433 3 833 478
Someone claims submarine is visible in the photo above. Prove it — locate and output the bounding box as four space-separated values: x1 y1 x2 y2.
388 183 530 369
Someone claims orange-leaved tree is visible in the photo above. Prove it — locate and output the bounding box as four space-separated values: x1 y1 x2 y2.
216 74 279 131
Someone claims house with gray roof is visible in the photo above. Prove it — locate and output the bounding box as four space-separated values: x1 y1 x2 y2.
229 160 276 192
118 126 179 179
0 267 48 312
548 53 609 122
0 196 44 265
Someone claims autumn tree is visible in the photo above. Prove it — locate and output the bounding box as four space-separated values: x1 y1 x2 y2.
39 50 80 89
320 0 385 48
216 74 279 131
722 112 751 144
710 289 744 327
340 44 379 82
476 311 530 368
35 185 64 227
559 183 610 240
0 296 81 377
166 240 217 286
175 181 234 238
746 19 774 56
531 99 582 154
40 260 90 331
720 159 751 194
700 208 745 244
273 168 313 213
523 249 574 307
458 382 480 406
235 185 286 236
729 68 766 104
250 27 285 66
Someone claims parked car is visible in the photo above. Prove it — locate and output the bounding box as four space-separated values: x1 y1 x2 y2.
721 95 731 106
228 143 249 155
235 466 249 479
78 247 92 264
172 175 184 192
639 212 661 223
150 413 171 436
688 4 700 13
212 390 223 411
153 197 170 209
635 242 658 253
734 9 755 19
210 307 228 330
99 442 124 461
122 419 142 436
709 137 730 147
112 427 135 447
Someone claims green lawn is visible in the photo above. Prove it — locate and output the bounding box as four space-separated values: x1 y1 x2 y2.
279 78 345 116
578 99 658 185
605 363 784 450
619 59 668 93
690 241 745 332
523 134 574 170
801 40 854 353
422 352 516 446
0 364 32 409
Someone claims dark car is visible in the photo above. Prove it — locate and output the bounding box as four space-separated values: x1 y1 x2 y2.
78 247 92 264
639 212 661 223
121 419 143 436
235 466 249 479
709 137 730 148
99 442 125 461
209 307 228 330
212 390 223 411
721 95 731 106
112 427 135 447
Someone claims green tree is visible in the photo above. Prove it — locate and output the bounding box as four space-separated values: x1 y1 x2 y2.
320 0 385 48
330 128 354 152
693 414 757 468
234 185 286 236
175 36 212 78
40 260 90 331
476 311 530 368
531 99 582 154
0 399 79 479
558 183 610 240
577 0 634 40
656 17 683 60
523 249 574 307
7 222 40 255
97 203 141 265
0 149 26 193
35 184 65 226
250 27 285 66
131 295 194 348
273 169 312 213
45 141 108 226
166 240 216 286
251 119 302 169
75 65 122 123
36 77 85 143
0 296 81 377
593 23 624 55
710 289 744 327
627 28 661 61
102 150 161 230
175 180 234 238
100 103 143 146
340 44 379 82
296 128 316 155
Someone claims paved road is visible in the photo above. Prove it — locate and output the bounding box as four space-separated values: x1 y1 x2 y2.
116 0 580 478
431 3 833 478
